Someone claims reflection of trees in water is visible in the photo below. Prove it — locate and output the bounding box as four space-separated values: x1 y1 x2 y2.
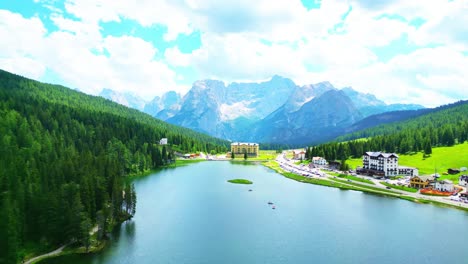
124 221 136 239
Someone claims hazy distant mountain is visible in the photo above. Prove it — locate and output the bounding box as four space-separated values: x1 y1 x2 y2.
99 88 146 111
342 87 424 117
143 91 181 120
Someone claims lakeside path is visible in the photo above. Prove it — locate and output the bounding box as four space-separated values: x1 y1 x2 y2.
271 153 468 211
24 245 67 264
24 226 98 264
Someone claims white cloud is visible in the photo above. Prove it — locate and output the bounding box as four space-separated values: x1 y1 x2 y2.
0 9 183 98
1 0 467 106
0 10 47 79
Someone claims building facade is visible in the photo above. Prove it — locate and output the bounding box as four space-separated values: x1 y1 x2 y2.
362 152 399 176
359 152 418 177
459 175 468 187
231 142 259 157
312 157 327 166
292 150 306 160
435 180 454 192
398 167 419 177
409 175 435 189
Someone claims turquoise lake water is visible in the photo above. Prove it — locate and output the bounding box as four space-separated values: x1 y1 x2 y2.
41 161 468 264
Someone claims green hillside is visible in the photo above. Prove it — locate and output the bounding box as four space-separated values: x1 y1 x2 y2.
347 143 468 183
305 101 467 163
336 100 468 143
0 69 228 263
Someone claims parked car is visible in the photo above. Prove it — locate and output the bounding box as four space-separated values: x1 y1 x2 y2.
386 186 392 189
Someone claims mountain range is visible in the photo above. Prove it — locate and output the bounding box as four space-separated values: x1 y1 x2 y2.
98 76 425 145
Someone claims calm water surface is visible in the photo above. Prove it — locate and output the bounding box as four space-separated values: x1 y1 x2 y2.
42 162 468 264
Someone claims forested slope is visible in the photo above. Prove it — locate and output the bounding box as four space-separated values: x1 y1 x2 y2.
305 100 468 161
0 69 228 263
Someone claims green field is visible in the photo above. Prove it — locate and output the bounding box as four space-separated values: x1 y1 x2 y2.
231 150 278 161
329 178 401 195
325 171 375 185
380 182 418 193
347 143 468 183
227 179 253 184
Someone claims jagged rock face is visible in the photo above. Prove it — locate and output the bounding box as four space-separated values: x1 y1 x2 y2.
248 89 364 144
99 77 424 145
144 91 182 120
166 76 298 139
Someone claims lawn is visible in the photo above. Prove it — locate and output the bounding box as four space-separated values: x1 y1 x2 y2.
227 179 253 184
329 178 401 195
346 159 362 170
231 150 278 161
325 171 375 185
380 182 418 193
346 142 468 183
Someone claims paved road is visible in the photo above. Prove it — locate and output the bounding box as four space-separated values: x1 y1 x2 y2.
275 153 468 209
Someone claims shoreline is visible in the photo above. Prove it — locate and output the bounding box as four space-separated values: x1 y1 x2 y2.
27 158 467 263
261 160 468 212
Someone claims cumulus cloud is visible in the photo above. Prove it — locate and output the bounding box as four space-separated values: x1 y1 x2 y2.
0 0 467 105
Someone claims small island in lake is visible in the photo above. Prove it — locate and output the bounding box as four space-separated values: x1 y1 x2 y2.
228 179 253 184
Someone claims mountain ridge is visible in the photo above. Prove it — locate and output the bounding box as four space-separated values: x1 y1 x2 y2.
96 75 425 145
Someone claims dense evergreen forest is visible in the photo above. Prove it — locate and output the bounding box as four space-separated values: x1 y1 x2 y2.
305 101 468 162
0 69 229 263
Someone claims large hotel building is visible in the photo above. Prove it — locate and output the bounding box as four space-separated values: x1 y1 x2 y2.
230 142 259 157
359 151 418 177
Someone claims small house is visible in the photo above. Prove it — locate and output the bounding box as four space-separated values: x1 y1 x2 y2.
312 157 327 166
160 138 168 145
448 168 460 175
459 175 468 187
409 175 435 189
435 180 454 192
292 150 306 160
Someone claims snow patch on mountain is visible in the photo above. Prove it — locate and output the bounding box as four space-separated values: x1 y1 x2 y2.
219 101 255 121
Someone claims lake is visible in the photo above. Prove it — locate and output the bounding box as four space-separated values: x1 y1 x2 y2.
41 161 468 264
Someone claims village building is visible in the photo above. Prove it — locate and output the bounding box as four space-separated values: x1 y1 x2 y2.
409 175 435 189
397 166 419 177
435 180 454 192
358 152 418 177
362 152 398 176
230 142 259 157
459 175 468 187
292 149 306 160
448 168 461 175
159 138 168 145
312 157 327 166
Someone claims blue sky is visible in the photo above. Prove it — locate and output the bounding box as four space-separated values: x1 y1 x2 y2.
0 0 467 106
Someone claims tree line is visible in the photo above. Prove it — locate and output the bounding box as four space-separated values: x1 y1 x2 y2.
0 69 229 263
304 102 468 163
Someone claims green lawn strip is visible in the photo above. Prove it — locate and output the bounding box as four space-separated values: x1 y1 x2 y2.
329 178 402 195
227 179 253 184
175 159 206 165
230 150 278 161
380 182 418 193
263 161 399 195
325 171 375 184
399 196 468 212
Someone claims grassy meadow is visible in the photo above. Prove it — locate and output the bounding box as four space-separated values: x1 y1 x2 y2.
346 142 468 183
